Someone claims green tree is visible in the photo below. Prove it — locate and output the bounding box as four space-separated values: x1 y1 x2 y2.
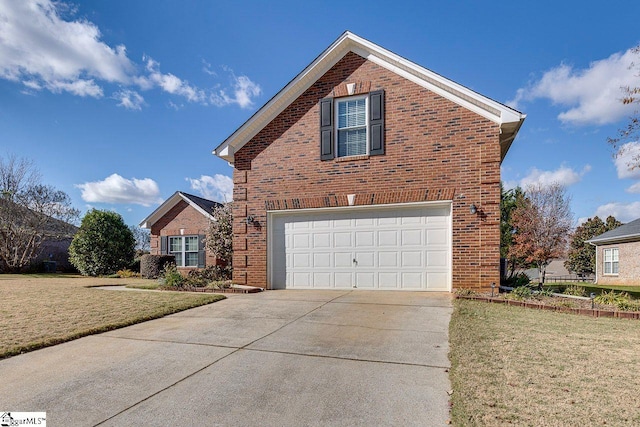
565 215 623 276
69 209 135 276
500 184 527 279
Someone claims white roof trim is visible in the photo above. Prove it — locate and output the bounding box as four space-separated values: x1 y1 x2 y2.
139 192 215 229
213 31 525 164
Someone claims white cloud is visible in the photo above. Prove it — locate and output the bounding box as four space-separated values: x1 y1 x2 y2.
186 175 233 202
0 0 133 97
113 89 144 110
76 173 162 206
0 1 262 109
210 73 262 109
626 182 640 193
614 142 640 179
143 55 205 103
509 48 638 125
519 164 591 188
593 202 640 223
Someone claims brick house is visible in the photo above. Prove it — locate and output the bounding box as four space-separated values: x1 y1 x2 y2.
587 217 640 286
140 191 221 272
214 31 525 291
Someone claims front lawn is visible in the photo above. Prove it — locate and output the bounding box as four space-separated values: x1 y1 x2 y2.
449 299 640 426
0 274 224 359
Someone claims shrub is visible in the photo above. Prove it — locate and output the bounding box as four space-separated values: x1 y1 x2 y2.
140 254 176 279
184 265 233 287
503 272 530 288
562 285 586 297
69 209 135 276
160 263 184 288
116 268 138 278
510 285 532 300
536 288 554 298
594 290 630 306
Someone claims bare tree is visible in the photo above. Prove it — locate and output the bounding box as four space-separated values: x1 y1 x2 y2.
0 154 79 272
129 225 151 253
508 183 573 283
609 45 640 170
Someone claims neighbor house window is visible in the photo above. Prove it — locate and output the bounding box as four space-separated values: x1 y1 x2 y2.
336 96 368 157
169 236 199 267
603 248 619 275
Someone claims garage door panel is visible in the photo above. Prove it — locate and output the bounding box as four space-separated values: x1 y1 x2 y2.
271 204 451 291
402 251 423 267
334 232 352 247
313 233 331 248
355 231 374 247
401 229 422 246
334 252 352 267
378 230 398 246
313 253 331 268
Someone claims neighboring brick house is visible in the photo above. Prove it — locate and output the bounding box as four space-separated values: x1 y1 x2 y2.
587 217 640 286
214 31 525 291
140 192 221 272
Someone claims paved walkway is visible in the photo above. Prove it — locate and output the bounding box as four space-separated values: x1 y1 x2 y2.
0 290 453 426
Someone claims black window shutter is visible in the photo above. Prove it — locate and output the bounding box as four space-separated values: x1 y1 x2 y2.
369 90 385 156
320 97 334 160
198 234 206 268
160 236 168 254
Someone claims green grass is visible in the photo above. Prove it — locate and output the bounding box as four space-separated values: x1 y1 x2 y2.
0 274 225 359
449 299 640 426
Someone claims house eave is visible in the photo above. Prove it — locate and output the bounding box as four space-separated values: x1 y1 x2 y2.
586 234 640 245
213 31 526 165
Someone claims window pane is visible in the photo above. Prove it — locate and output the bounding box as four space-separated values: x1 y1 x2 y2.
185 236 198 251
169 237 182 252
338 128 367 156
612 249 619 262
174 253 183 267
612 262 619 274
185 252 199 267
337 99 366 128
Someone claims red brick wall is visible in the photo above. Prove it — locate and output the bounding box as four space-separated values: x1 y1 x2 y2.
232 52 502 290
149 200 217 270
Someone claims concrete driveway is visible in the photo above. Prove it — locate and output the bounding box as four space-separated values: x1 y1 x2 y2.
0 290 452 426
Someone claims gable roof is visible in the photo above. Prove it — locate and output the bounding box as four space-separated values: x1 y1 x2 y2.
587 217 640 245
213 31 526 165
139 191 221 229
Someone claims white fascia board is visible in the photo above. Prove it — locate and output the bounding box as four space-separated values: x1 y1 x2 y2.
586 234 640 245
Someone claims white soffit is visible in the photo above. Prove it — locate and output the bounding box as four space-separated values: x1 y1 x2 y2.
213 31 525 164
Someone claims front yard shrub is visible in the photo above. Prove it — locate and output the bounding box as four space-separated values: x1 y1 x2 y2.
159 263 183 288
562 285 587 297
140 254 175 279
503 272 531 288
594 290 640 311
116 268 138 278
510 285 532 300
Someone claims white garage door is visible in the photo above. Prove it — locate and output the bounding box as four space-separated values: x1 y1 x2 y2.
269 203 451 291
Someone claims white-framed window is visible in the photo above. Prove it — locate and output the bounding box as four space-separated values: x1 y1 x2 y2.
336 95 368 157
169 235 199 267
603 248 619 275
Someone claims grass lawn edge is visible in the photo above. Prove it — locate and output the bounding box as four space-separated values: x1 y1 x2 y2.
1 293 225 360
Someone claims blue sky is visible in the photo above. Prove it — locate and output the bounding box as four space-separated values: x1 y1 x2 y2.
1 0 639 226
